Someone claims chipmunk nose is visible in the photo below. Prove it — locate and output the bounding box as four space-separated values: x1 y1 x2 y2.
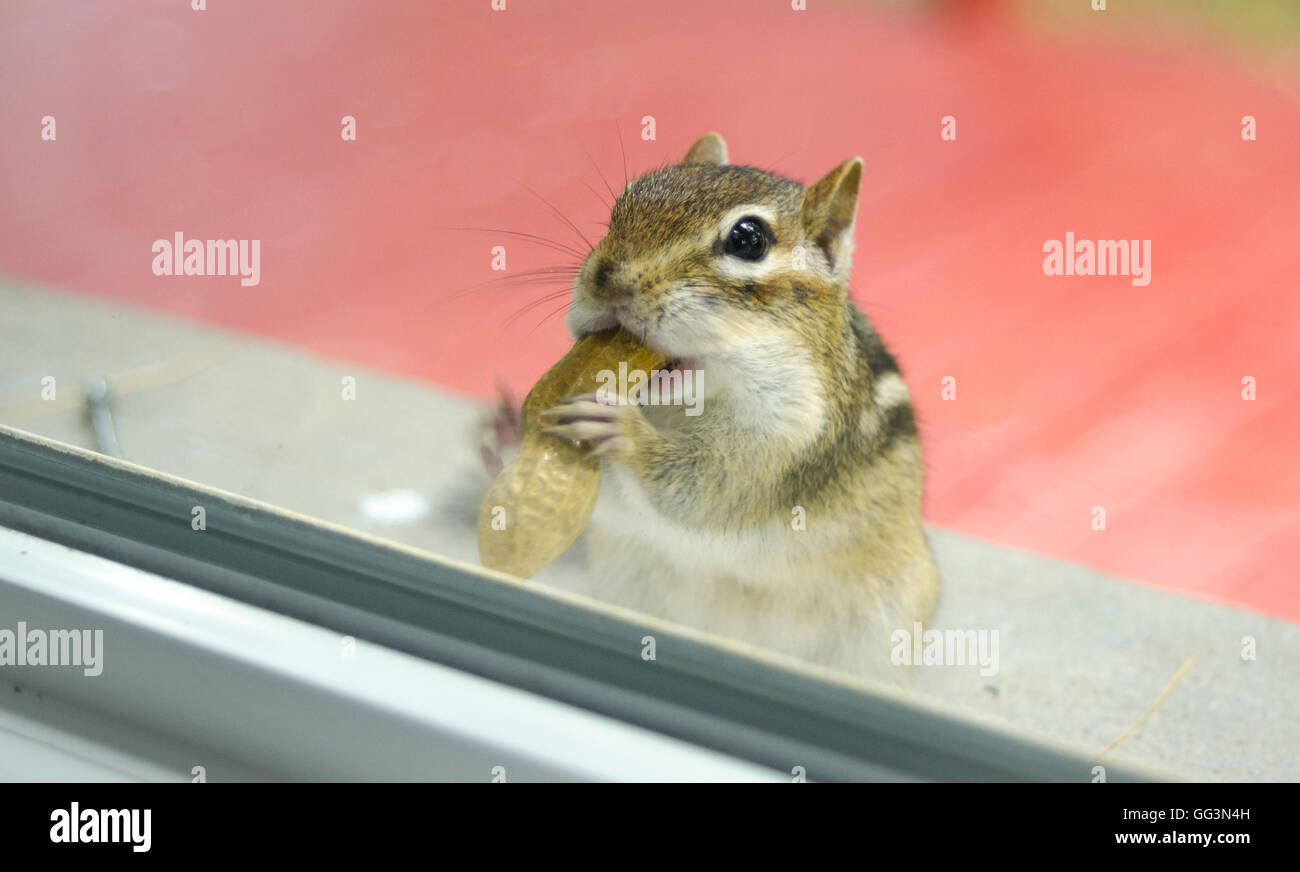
591 258 636 305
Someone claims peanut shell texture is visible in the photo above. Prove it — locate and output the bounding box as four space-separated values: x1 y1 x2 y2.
477 328 663 578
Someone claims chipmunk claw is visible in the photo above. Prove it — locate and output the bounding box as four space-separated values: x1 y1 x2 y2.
540 394 640 459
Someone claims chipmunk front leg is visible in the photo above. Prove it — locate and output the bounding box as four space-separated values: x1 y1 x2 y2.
539 393 665 471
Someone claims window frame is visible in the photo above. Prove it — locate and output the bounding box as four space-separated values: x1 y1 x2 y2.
0 424 1164 781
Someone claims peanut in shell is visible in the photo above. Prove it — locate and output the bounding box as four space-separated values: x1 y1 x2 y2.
477 328 663 578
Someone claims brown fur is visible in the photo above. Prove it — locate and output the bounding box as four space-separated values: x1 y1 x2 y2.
544 133 939 677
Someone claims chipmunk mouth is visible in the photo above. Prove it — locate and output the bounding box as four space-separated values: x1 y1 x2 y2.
573 304 693 370
584 306 659 348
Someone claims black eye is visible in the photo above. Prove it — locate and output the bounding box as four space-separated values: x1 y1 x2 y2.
724 216 769 261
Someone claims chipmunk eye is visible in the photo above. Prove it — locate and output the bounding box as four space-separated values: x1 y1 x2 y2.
723 216 769 261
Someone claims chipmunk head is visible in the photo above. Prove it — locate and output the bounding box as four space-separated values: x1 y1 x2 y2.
567 132 865 369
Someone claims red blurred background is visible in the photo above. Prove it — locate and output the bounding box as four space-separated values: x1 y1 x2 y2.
1 1 1297 619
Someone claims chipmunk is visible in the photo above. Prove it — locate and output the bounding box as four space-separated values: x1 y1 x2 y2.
496 133 938 678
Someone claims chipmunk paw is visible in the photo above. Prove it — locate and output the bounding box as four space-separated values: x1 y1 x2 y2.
539 393 644 461
479 380 523 477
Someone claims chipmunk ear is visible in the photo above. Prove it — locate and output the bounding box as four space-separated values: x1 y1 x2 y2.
682 132 728 166
802 157 864 276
